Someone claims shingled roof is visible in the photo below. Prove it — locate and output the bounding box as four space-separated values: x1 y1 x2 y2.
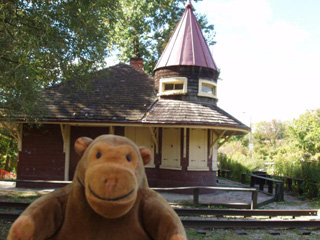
19 63 249 133
39 63 156 122
142 99 249 133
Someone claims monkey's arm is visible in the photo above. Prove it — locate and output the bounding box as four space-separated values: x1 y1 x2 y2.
7 185 71 240
142 190 186 240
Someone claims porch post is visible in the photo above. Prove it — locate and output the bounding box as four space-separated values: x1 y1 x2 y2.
60 124 71 181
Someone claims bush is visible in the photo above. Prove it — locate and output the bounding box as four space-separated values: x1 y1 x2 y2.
0 128 18 172
218 154 255 183
270 141 304 178
301 160 320 198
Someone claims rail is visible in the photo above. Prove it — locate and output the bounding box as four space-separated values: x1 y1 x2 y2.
174 208 318 217
2 208 319 229
181 219 320 229
1 201 317 218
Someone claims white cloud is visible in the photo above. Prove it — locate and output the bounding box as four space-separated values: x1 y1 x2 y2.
195 0 317 122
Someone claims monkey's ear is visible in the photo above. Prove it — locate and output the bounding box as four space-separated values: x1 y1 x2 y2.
74 137 93 156
139 147 152 165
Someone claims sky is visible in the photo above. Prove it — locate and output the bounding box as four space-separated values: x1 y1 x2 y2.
193 0 320 125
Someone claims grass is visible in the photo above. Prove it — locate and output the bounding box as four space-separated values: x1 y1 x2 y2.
0 190 46 203
0 190 46 239
0 220 11 240
311 199 320 208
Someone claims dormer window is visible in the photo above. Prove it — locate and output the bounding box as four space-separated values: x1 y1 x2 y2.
158 77 187 96
198 79 217 99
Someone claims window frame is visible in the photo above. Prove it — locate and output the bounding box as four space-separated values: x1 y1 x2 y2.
158 77 188 96
198 79 217 99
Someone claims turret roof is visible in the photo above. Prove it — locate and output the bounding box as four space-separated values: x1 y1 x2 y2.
154 0 218 71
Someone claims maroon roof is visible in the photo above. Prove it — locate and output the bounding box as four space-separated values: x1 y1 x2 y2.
154 0 218 71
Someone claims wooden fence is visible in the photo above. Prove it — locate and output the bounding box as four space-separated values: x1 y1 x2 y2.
242 174 284 202
1 179 259 209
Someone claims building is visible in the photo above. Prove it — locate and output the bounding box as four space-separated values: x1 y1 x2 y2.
15 0 249 188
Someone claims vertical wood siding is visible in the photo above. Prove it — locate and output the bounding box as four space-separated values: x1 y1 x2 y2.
17 124 65 187
69 126 110 180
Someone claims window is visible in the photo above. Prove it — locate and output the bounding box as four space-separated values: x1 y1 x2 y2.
202 84 215 94
198 79 217 99
160 128 181 170
164 83 184 91
158 77 187 96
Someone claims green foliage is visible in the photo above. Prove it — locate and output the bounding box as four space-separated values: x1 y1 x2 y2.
300 159 320 198
219 109 320 199
289 109 320 157
251 120 287 166
219 134 264 180
253 120 286 148
1 0 119 119
112 0 215 74
218 154 254 183
269 141 303 177
0 127 17 172
1 0 215 120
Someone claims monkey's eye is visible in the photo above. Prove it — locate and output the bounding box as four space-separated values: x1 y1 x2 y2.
126 155 131 162
96 152 102 159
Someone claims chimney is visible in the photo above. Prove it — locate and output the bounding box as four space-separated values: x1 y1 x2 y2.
130 58 143 71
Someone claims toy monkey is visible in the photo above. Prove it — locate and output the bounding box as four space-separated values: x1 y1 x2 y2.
8 134 186 240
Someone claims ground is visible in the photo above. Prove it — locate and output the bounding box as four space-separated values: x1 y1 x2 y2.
1 180 320 240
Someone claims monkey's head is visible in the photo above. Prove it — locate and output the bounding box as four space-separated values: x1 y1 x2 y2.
74 135 152 219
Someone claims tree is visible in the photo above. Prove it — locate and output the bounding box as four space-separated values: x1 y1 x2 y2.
1 0 215 120
0 126 17 172
1 0 120 120
289 109 320 157
253 120 286 149
111 0 215 74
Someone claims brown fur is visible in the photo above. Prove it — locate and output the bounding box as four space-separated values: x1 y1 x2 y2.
8 135 186 240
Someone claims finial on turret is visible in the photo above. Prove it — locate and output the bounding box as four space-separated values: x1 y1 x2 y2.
186 0 192 8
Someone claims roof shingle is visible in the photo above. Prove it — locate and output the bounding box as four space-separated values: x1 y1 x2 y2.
40 63 156 121
143 99 249 132
26 63 249 134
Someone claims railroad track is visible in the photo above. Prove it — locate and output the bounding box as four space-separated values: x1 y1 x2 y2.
1 201 320 229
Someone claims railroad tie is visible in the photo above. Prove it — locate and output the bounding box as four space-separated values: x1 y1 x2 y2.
234 228 247 235
196 229 207 235
297 228 311 235
267 229 281 235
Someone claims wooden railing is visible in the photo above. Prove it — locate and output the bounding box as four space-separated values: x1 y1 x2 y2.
271 175 304 195
217 169 231 179
242 174 284 202
1 179 259 209
153 186 258 209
